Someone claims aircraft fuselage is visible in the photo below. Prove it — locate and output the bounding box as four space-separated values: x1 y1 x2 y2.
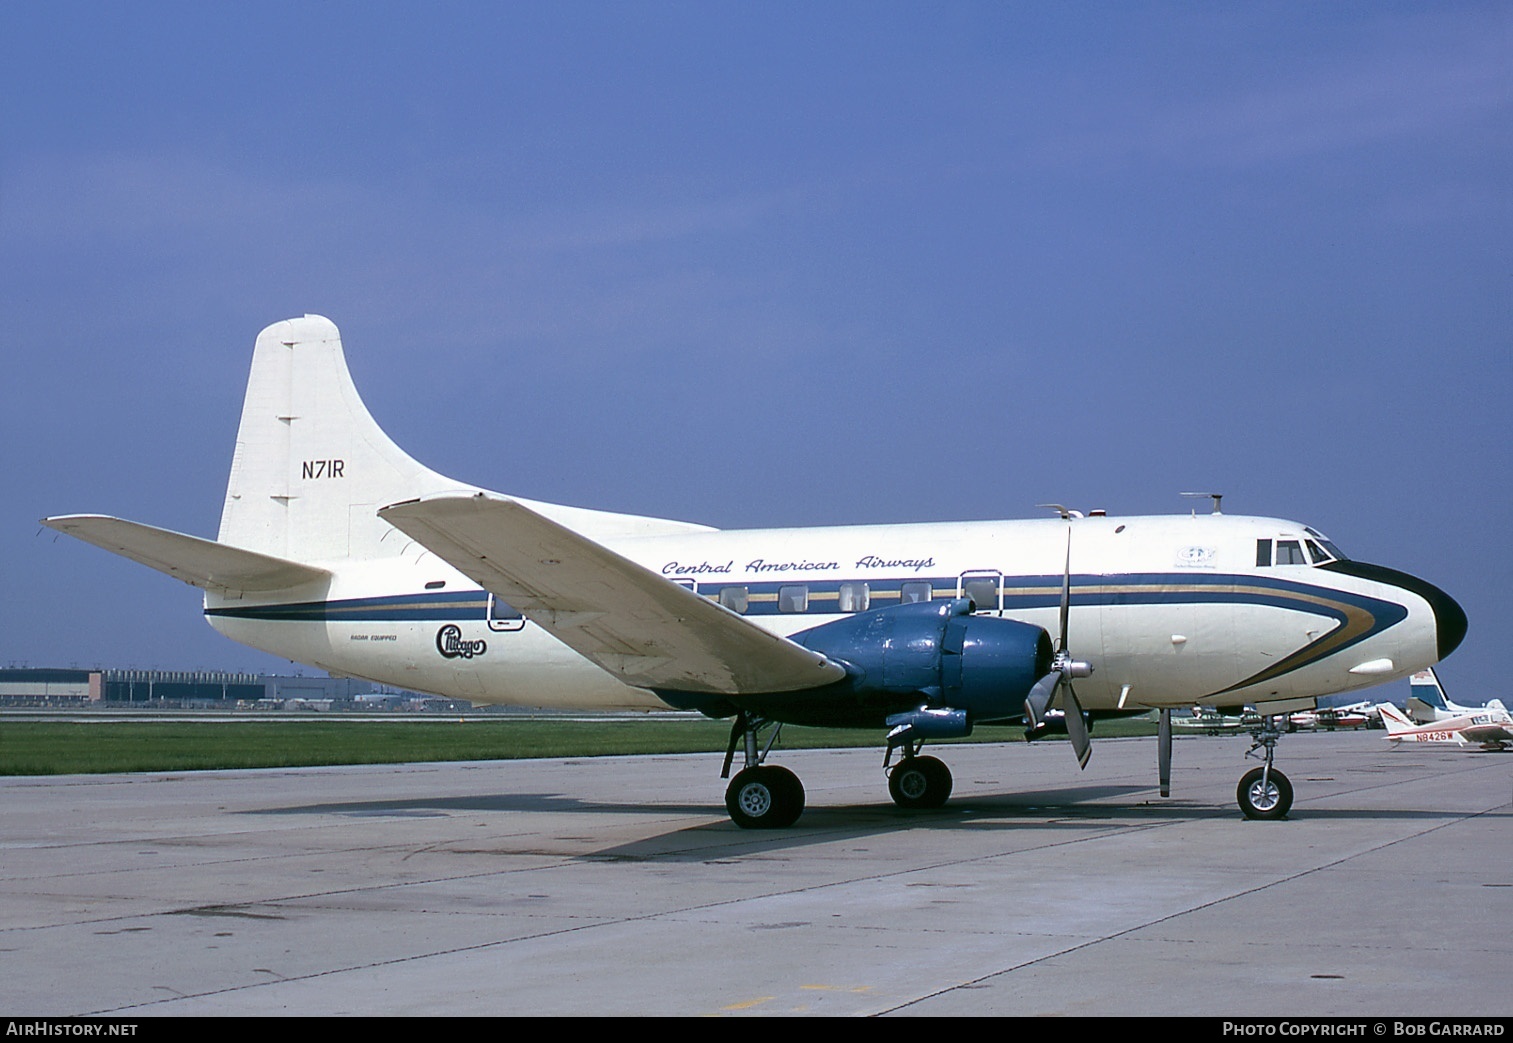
206 511 1458 720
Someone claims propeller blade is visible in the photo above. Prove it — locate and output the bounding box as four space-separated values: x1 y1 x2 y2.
1158 708 1172 797
1063 684 1092 770
1057 527 1072 651
1024 671 1059 732
1026 524 1097 769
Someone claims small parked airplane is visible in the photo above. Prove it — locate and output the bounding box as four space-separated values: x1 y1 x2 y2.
1377 702 1512 751
1286 702 1375 731
1407 668 1505 723
44 316 1467 825
1171 707 1248 735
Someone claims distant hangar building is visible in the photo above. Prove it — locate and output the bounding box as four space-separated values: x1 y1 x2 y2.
0 668 440 708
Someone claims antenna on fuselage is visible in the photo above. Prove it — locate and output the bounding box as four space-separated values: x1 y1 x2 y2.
1036 504 1085 520
1180 492 1223 516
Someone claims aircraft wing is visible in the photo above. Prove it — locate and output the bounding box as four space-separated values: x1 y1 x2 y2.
1460 722 1513 744
41 515 331 594
377 494 847 695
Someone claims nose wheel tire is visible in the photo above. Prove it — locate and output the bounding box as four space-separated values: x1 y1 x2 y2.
1237 766 1292 820
725 766 805 829
888 755 953 809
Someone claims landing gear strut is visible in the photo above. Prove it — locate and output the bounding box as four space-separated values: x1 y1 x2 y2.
721 712 804 829
1238 715 1293 819
884 733 953 809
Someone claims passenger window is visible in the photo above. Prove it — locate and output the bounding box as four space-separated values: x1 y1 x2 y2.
962 577 999 612
778 585 808 613
838 581 870 613
1275 540 1306 565
900 581 933 604
719 586 749 613
1255 539 1272 567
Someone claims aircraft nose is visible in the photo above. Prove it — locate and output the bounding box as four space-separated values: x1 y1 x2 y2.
1322 560 1466 663
1380 567 1467 662
1424 580 1467 661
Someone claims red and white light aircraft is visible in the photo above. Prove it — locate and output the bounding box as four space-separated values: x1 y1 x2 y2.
1378 702 1512 751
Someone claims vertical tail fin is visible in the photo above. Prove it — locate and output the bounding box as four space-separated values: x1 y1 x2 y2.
1408 669 1447 710
216 315 715 566
1376 702 1413 734
218 315 473 563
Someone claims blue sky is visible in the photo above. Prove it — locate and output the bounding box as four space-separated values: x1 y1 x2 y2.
3 2 1507 702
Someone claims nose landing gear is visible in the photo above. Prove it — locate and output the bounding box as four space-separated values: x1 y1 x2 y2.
1238 716 1293 819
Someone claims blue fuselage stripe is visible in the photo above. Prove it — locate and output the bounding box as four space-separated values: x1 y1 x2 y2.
204 572 1402 630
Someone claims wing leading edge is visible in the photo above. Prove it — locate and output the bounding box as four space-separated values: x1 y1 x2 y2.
377 494 847 696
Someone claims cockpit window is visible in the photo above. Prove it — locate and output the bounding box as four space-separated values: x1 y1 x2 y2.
1303 528 1348 561
1275 540 1307 565
1263 531 1347 568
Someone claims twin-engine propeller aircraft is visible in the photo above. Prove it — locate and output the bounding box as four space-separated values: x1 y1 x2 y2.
44 316 1467 826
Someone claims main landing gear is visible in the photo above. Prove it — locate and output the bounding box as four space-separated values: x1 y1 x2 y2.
721 713 804 829
1238 715 1293 820
719 712 961 827
884 737 953 810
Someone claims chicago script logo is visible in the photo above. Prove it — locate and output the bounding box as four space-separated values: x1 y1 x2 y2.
436 624 487 659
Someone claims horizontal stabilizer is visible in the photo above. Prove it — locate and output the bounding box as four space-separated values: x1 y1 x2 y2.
378 494 846 695
1406 696 1437 723
42 515 331 594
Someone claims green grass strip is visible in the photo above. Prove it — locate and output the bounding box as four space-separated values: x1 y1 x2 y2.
0 717 1156 776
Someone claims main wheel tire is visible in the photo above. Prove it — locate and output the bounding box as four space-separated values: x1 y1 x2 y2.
725 766 805 829
1237 766 1293 820
888 755 953 809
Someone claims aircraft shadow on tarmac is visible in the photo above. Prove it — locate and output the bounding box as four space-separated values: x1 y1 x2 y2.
241 782 1506 862
239 783 1209 837
247 784 1154 820
245 784 1508 823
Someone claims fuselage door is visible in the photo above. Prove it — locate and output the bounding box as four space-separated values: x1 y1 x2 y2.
486 593 526 632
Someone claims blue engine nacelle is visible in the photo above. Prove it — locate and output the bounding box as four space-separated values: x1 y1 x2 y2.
654 598 1053 728
782 598 1053 726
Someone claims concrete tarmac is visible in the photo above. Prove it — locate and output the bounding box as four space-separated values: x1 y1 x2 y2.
1 732 1508 1017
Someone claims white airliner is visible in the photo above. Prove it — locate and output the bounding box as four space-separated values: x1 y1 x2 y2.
43 315 1467 826
1377 702 1512 751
